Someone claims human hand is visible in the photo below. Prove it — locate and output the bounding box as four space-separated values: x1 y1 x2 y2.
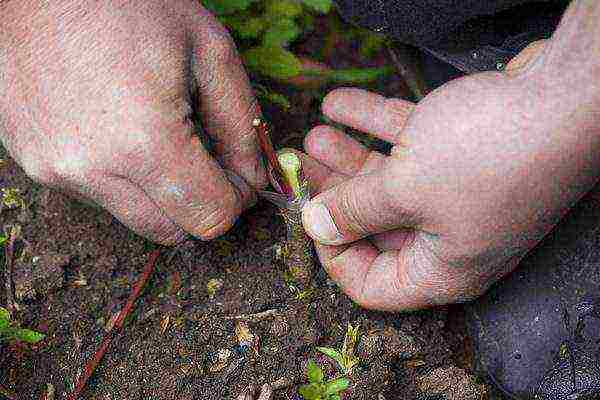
0 0 266 244
301 40 600 311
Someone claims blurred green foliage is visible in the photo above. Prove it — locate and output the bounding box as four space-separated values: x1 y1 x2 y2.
201 0 391 108
0 307 45 344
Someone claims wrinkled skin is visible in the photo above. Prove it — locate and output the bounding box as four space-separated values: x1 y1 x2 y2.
0 0 267 245
300 36 600 311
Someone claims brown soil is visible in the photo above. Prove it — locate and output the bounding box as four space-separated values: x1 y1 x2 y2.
0 26 495 400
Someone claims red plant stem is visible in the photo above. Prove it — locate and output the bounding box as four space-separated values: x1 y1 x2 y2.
253 118 293 198
3 226 17 315
65 249 160 400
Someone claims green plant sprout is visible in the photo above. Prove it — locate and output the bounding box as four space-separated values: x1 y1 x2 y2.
298 359 349 400
0 307 44 344
317 323 360 375
1 187 25 210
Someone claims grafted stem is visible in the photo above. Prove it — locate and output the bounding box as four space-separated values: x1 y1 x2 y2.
253 118 315 295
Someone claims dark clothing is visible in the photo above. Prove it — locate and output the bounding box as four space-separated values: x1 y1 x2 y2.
334 0 570 72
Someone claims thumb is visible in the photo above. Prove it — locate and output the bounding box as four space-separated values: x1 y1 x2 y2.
302 169 422 245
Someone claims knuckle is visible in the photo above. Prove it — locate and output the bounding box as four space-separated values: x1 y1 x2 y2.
338 188 373 236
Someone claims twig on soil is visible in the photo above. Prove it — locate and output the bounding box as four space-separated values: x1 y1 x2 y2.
236 384 273 400
270 375 298 390
65 249 161 400
225 309 281 322
3 225 20 315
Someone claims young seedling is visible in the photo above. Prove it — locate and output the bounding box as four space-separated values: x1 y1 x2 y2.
317 323 360 375
0 307 44 344
1 187 25 211
254 118 315 295
298 360 349 400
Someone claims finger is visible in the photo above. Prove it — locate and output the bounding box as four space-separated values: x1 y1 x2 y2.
136 129 250 240
322 88 415 143
284 150 347 194
314 239 433 311
302 169 424 245
189 7 267 189
73 176 187 246
304 125 386 176
315 240 433 311
316 232 509 311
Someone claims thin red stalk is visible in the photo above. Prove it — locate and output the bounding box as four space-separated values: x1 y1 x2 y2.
253 118 293 198
3 227 17 315
65 249 160 400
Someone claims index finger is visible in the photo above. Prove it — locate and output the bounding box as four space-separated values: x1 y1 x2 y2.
189 6 267 190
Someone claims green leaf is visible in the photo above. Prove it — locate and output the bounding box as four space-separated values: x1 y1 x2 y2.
325 378 349 395
202 0 256 15
307 359 324 383
243 45 302 80
316 347 344 365
265 0 303 18
0 234 7 246
359 33 387 58
298 383 323 400
330 396 341 400
302 0 333 13
0 307 10 330
254 85 291 109
263 18 300 47
326 67 393 83
221 15 266 39
13 328 45 344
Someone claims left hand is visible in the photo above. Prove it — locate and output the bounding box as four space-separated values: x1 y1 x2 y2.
300 40 600 311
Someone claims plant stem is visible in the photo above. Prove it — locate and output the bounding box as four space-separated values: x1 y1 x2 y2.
253 119 315 294
66 249 160 400
3 226 19 315
253 118 293 199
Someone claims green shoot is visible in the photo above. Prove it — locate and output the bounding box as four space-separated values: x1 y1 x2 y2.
278 151 304 199
0 307 45 344
317 323 360 375
298 359 349 400
1 187 25 210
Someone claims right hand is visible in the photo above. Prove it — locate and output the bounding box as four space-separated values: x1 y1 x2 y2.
301 39 600 311
0 0 267 245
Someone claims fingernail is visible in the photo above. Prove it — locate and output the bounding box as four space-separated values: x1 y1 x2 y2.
302 202 341 244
